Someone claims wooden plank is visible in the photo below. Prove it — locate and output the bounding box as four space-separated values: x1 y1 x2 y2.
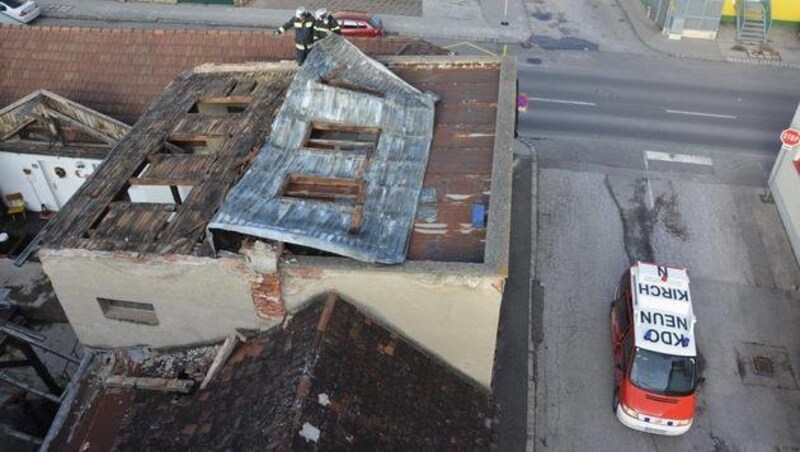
196 96 253 105
287 174 361 188
306 138 375 152
128 178 199 186
309 122 380 134
0 118 35 141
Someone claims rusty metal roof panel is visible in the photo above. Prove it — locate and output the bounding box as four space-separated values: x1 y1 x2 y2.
209 36 437 264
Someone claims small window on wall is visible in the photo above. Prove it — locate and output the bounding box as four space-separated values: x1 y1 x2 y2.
97 298 159 326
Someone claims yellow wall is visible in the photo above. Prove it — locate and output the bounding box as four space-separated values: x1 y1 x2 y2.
722 0 800 22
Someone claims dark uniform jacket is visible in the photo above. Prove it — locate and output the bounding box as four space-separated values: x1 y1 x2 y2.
314 16 341 41
278 14 315 49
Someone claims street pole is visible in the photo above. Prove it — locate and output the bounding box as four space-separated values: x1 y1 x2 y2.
501 0 509 25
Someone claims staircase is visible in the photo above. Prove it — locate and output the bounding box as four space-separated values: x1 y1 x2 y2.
736 0 771 44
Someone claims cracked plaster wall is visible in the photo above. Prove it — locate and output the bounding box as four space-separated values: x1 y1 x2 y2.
40 250 277 349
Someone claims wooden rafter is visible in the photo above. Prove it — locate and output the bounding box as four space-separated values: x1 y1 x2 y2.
43 108 120 144
0 118 36 141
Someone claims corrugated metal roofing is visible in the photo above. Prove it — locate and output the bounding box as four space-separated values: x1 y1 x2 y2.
209 36 437 264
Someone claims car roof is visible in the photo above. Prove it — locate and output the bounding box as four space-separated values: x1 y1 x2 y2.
630 262 696 357
332 11 373 20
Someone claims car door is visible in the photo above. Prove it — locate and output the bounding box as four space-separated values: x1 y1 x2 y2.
611 272 632 384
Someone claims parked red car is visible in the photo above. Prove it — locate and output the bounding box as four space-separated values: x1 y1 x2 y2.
332 11 384 37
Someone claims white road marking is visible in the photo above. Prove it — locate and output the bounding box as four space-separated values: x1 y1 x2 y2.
643 156 654 209
645 150 713 166
530 97 596 107
665 109 737 120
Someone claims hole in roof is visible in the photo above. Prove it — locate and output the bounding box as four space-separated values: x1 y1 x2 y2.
187 97 251 115
304 122 379 153
165 136 224 156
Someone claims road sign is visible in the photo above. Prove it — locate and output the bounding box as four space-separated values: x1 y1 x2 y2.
780 128 800 147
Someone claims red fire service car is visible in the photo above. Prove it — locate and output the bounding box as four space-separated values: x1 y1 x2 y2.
610 261 698 435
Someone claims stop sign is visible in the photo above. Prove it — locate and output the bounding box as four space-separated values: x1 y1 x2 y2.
780 128 800 147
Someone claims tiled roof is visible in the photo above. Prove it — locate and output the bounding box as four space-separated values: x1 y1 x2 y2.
0 25 437 124
50 296 496 450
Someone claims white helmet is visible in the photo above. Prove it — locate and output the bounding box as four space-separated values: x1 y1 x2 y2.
295 6 306 17
314 8 328 20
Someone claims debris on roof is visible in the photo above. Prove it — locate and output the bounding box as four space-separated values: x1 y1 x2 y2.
48 294 496 450
209 36 438 264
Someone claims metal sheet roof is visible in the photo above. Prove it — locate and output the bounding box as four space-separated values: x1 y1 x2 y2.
209 36 437 264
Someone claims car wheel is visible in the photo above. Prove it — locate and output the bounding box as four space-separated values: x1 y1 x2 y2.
612 386 619 414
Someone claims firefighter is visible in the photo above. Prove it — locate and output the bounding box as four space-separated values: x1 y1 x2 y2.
275 6 316 65
313 8 341 41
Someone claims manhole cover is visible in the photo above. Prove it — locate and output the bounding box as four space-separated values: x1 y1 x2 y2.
753 356 775 377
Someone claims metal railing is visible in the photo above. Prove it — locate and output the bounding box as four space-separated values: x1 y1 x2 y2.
736 0 772 43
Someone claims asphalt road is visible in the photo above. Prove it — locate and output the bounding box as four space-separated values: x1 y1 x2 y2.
517 50 800 156
525 49 800 450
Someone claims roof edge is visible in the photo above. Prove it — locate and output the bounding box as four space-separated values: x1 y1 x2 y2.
483 56 516 277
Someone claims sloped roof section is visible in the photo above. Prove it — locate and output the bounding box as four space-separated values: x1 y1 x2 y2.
48 295 495 450
209 36 437 264
0 90 130 159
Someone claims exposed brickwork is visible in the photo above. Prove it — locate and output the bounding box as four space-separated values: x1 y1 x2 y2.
251 273 285 319
0 26 430 124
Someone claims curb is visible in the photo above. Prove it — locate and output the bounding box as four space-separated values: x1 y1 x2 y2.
38 10 530 43
725 56 800 69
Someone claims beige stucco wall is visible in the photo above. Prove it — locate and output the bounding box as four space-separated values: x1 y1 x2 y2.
281 258 504 388
40 249 276 348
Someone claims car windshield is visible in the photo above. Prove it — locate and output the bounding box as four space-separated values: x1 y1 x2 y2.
369 16 382 27
4 0 24 7
630 348 696 396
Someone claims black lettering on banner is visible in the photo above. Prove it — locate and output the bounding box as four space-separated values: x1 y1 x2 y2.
640 310 690 331
639 283 690 302
643 329 691 348
658 266 668 281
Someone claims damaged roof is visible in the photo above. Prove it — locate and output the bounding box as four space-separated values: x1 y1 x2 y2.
48 295 496 450
209 36 437 264
37 38 512 265
0 90 130 159
41 63 297 255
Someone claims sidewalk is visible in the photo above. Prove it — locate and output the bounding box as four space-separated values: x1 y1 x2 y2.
28 0 800 63
36 0 531 42
616 0 800 68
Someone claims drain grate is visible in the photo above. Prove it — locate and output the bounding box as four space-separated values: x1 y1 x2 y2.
752 356 775 377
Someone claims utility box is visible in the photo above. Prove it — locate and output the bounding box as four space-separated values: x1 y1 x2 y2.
768 104 800 267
